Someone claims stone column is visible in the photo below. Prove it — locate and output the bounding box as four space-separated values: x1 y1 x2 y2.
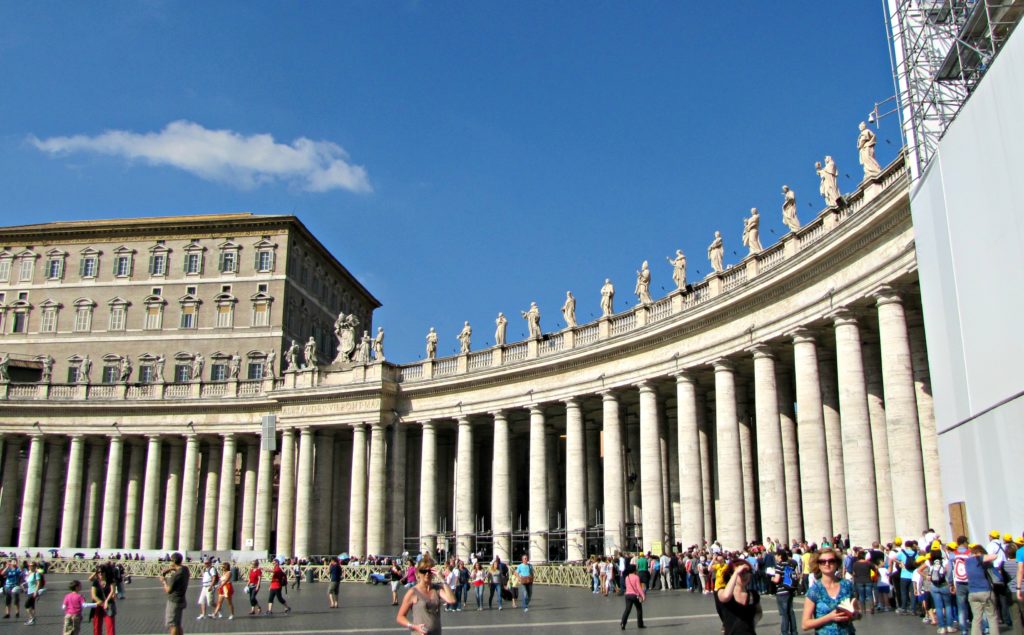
833 311 879 545
122 440 145 549
332 434 351 551
791 329 832 543
0 437 22 545
874 288 928 536
863 341 896 541
909 321 945 533
240 442 258 551
736 381 757 543
697 391 714 541
777 371 801 543
276 428 296 557
545 427 559 532
455 417 475 559
367 421 388 555
601 392 625 553
60 434 84 548
713 360 744 550
818 350 849 540
564 398 587 561
491 411 511 561
419 422 438 554
674 372 704 548
585 423 602 526
348 424 367 556
39 438 66 547
314 430 336 554
254 439 274 553
100 435 125 549
293 428 315 558
82 441 105 548
216 433 238 551
18 434 45 547
162 441 183 551
178 434 200 552
139 435 163 550
529 405 549 562
637 381 665 552
659 404 673 547
750 346 787 544
201 442 221 551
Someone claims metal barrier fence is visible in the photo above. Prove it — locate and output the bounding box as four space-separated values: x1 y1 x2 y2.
42 558 593 587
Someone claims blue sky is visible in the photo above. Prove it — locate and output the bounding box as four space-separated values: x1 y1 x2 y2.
0 2 901 363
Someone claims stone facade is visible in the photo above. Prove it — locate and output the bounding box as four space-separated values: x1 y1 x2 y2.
0 158 942 562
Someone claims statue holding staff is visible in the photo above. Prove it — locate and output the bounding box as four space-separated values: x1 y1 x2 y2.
634 261 652 305
781 185 800 232
521 302 541 339
667 250 687 291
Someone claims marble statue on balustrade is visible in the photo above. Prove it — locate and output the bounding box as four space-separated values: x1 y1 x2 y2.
373 327 385 362
457 321 472 354
426 328 438 359
304 337 318 368
79 355 92 384
562 292 577 329
667 250 687 291
119 355 132 383
781 185 800 232
154 355 166 382
229 352 241 378
191 353 204 380
495 313 507 347
0 353 8 382
285 340 300 371
815 156 842 207
742 208 763 255
263 350 276 378
708 231 724 273
333 311 360 363
857 121 882 181
634 261 653 305
600 279 615 317
522 302 542 339
358 331 372 364
39 355 53 383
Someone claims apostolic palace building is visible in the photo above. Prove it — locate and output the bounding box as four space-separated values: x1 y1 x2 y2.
0 153 953 565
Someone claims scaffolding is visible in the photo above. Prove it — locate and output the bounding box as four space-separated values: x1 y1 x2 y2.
885 0 1023 179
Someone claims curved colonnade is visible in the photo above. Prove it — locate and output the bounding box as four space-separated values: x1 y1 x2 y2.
0 158 943 563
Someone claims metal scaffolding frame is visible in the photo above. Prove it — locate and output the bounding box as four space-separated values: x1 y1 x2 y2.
885 0 1023 179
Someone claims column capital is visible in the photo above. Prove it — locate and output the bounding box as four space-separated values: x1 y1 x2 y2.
711 358 734 372
489 409 508 420
562 396 581 408
788 326 816 344
598 389 619 402
634 379 657 393
746 343 775 360
671 369 697 384
317 427 336 440
528 403 546 416
870 284 904 307
145 433 162 442
420 420 435 431
827 307 859 326
221 431 237 441
457 416 472 427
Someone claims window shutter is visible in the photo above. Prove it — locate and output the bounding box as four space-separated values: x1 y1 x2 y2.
149 254 156 275
219 252 226 273
128 256 134 277
199 254 205 275
79 258 86 277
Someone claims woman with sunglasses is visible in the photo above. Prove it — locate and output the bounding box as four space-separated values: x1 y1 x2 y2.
716 559 762 634
396 555 457 635
802 547 860 633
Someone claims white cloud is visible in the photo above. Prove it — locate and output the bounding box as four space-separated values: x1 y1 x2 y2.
29 120 371 193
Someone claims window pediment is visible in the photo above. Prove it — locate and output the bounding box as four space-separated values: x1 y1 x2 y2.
15 249 39 260
173 351 196 361
213 292 237 304
112 245 137 255
46 248 68 258
73 298 97 308
183 242 206 253
143 295 167 306
178 293 201 305
79 247 102 256
148 243 172 254
38 299 62 309
107 296 131 307
250 291 273 302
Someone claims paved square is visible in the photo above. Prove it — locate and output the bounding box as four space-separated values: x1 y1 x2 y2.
20 574 958 634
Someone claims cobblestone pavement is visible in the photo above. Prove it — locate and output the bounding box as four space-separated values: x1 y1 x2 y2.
17 575 958 634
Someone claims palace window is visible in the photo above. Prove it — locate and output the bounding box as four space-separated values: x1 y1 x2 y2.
11 310 28 333
218 240 241 274
101 364 119 384
180 305 196 329
174 364 191 383
45 251 66 280
213 292 236 328
182 241 205 275
78 248 101 279
111 247 135 278
210 362 228 382
73 299 95 332
18 255 35 282
144 304 163 330
252 303 270 327
66 366 80 384
39 301 60 333
0 254 11 282
148 242 170 277
107 298 129 332
247 361 264 380
139 365 155 384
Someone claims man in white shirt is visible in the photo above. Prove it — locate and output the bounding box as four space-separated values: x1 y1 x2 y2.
659 554 672 590
197 560 218 620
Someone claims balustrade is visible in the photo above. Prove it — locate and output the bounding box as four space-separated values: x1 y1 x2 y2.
468 351 493 370
610 312 636 336
434 357 458 377
126 385 153 400
49 384 77 400
758 244 785 272
239 381 261 396
538 333 564 356
398 365 423 382
722 266 747 291
650 297 673 322
8 384 37 399
504 342 528 363
164 384 190 399
89 384 116 400
575 323 599 346
798 218 826 249
200 383 226 398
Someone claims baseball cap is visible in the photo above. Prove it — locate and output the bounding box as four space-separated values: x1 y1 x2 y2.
990 530 1000 539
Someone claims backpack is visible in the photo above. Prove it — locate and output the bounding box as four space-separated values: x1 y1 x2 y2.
930 561 946 585
781 563 795 590
459 567 469 585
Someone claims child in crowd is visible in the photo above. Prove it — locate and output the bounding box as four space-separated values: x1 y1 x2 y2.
62 581 86 635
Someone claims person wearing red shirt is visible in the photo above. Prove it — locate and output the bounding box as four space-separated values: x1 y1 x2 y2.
267 562 290 615
246 561 263 615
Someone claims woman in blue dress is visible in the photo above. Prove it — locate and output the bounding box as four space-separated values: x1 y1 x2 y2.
801 547 861 634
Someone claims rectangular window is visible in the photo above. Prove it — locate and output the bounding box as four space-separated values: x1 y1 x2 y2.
252 303 270 327
220 251 237 273
174 364 191 383
149 253 166 276
180 306 196 329
139 365 154 384
40 309 57 333
109 306 126 331
67 366 80 383
12 312 27 333
185 253 201 274
186 286 197 295
216 304 233 328
145 306 162 330
211 363 227 381
80 257 97 278
19 258 33 281
247 362 264 380
74 309 92 332
46 258 63 280
114 255 132 277
0 259 10 282
101 366 118 384
256 250 273 272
